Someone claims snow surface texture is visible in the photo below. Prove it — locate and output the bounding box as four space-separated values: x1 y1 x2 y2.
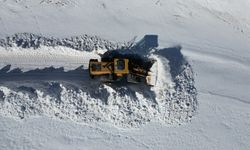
0 33 197 127
0 33 127 52
1 0 250 149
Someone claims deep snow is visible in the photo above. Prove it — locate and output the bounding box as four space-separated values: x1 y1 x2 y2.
1 0 250 150
0 35 197 127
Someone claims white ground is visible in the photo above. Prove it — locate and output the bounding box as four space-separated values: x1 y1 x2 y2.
0 46 99 71
0 45 195 128
1 0 250 149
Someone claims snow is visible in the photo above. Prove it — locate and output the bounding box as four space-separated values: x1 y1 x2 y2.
0 45 100 71
0 42 197 127
0 0 250 149
150 54 174 95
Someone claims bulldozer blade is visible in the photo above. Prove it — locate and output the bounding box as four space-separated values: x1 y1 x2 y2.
146 60 158 86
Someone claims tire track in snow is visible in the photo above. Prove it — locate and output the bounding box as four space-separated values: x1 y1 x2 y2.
183 46 250 71
180 40 250 66
86 125 152 149
207 91 250 105
200 90 250 105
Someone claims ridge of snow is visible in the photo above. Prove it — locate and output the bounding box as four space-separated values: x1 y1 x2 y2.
0 43 197 128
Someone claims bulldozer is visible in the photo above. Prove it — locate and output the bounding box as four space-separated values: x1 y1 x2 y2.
88 35 158 85
89 56 154 85
89 58 129 80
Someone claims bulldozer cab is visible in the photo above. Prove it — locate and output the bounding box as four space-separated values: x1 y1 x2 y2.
89 58 129 77
114 59 129 76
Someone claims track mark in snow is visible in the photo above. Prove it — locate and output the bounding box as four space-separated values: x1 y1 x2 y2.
86 125 152 149
200 4 250 37
183 44 250 69
206 91 250 105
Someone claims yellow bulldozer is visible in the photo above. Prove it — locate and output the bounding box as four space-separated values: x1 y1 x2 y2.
88 35 158 85
89 58 154 85
89 58 129 79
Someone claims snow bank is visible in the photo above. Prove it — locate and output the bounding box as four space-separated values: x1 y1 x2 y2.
0 33 129 52
0 34 197 128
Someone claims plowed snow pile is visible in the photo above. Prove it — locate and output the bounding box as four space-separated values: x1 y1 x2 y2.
0 33 197 127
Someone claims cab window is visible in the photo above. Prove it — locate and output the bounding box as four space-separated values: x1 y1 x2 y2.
116 59 125 70
91 64 101 71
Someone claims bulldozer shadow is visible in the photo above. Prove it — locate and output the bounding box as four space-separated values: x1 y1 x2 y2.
0 65 100 87
154 45 186 78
